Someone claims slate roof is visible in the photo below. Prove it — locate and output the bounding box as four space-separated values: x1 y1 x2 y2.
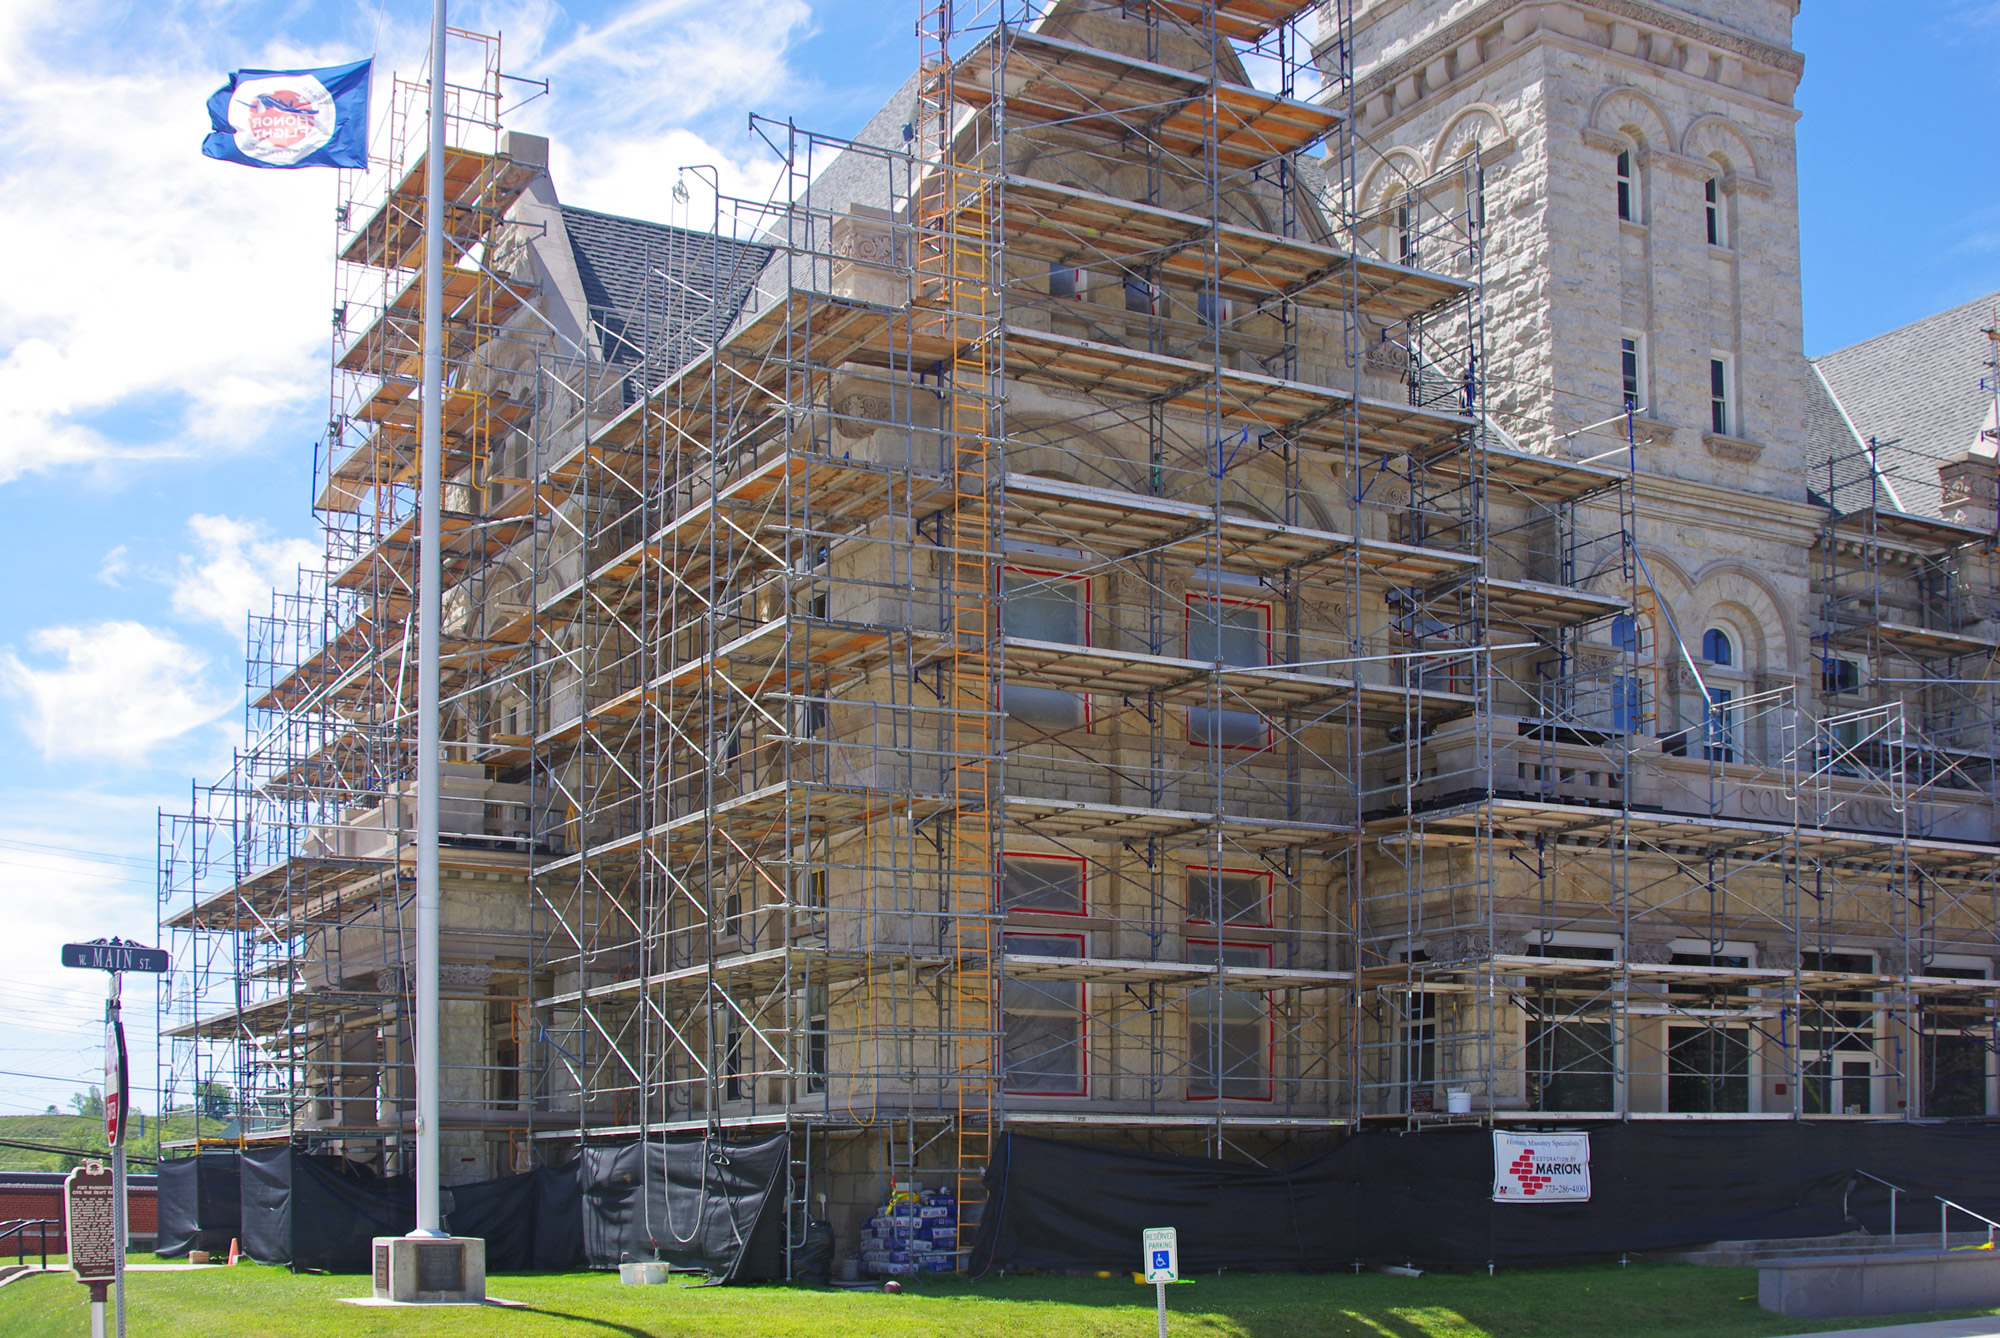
560 204 774 394
1807 289 2000 517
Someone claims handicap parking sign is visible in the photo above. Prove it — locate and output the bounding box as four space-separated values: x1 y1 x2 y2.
1142 1227 1178 1283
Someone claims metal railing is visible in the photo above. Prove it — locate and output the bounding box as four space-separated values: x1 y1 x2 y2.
0 1218 56 1270
1847 1169 1907 1241
1938 1196 2000 1247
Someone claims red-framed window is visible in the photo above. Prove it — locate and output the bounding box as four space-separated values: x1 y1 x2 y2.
1185 593 1271 750
1002 931 1087 1096
1185 940 1272 1101
1002 565 1090 731
1185 865 1271 929
1003 853 1087 917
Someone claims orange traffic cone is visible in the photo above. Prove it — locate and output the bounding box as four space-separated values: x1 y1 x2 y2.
227 1238 240 1266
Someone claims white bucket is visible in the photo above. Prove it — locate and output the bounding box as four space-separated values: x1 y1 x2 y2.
1446 1088 1473 1114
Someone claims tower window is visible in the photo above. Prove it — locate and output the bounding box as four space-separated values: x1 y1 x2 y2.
1705 176 1724 246
1620 334 1645 412
1709 355 1733 435
1615 150 1634 221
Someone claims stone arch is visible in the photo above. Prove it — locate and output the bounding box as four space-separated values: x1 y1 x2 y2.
1587 85 1672 151
1692 559 1797 673
1004 413 1146 493
1429 102 1514 172
1357 147 1429 215
1680 113 1760 180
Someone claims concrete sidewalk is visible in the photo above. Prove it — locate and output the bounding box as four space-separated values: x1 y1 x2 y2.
1788 1319 2000 1338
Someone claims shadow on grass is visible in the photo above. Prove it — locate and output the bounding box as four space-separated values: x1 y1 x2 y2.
515 1307 659 1337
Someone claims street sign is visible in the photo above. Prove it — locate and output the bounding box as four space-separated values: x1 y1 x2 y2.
1143 1226 1178 1283
61 941 169 974
65 1162 117 1283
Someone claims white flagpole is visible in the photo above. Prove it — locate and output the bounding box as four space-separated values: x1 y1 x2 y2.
414 0 447 1238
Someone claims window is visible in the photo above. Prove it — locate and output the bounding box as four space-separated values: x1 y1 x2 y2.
1003 855 1085 915
1404 985 1437 1110
1702 688 1735 763
1396 203 1415 265
1800 951 1876 1055
805 985 828 1093
1187 595 1269 748
1002 933 1085 1094
1620 334 1645 412
1187 943 1269 1100
1002 568 1087 730
1123 274 1154 314
806 868 828 910
1615 149 1634 221
1704 176 1724 246
1186 867 1269 928
1048 261 1084 299
494 1039 519 1106
724 891 744 941
1526 1010 1615 1112
1823 658 1862 695
1709 355 1733 435
724 1014 745 1101
1701 628 1733 666
1610 614 1640 654
1612 675 1646 733
1667 1025 1749 1113
1921 965 1989 1118
1196 290 1231 328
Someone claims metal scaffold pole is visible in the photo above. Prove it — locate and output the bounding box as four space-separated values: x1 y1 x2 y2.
414 0 447 1238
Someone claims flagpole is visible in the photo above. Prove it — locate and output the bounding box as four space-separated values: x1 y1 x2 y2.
413 0 446 1238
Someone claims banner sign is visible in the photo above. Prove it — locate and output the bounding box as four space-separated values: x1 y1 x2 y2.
202 58 370 169
1492 1131 1591 1202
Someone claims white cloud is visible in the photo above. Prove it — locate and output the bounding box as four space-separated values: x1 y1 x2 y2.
97 545 128 587
171 514 320 636
0 622 234 762
0 12 340 484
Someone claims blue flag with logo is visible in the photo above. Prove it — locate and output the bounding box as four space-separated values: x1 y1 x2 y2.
202 58 370 169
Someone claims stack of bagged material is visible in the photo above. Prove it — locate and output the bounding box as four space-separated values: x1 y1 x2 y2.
857 1185 957 1275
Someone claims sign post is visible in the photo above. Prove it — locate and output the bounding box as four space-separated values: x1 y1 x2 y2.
62 939 166 1338
1142 1226 1178 1338
65 1161 117 1338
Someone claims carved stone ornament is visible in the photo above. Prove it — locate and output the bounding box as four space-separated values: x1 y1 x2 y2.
1703 432 1763 464
834 393 887 439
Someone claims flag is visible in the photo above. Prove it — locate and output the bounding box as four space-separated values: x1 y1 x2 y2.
202 58 371 169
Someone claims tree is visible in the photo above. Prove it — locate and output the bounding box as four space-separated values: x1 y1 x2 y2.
194 1081 233 1118
69 1087 103 1119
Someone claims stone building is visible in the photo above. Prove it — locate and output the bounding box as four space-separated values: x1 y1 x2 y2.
158 0 2000 1268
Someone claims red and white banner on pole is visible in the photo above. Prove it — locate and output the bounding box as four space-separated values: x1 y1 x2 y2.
1492 1131 1591 1202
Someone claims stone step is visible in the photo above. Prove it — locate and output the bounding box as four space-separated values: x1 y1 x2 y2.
1676 1232 1997 1267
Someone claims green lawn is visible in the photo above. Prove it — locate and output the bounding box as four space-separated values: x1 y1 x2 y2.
0 1261 1992 1338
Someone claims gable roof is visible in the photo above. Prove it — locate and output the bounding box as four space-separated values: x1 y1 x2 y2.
1808 289 2000 517
560 203 774 390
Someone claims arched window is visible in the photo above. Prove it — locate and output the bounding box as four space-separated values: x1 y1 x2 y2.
1611 614 1639 653
1702 628 1733 666
1615 149 1635 221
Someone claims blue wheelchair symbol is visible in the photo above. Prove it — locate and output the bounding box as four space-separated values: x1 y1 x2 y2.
1152 1250 1171 1270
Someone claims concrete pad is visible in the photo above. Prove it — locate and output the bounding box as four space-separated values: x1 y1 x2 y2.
340 1296 526 1308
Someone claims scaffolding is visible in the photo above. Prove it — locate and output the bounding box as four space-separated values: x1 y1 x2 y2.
158 32 554 1174
156 0 2000 1282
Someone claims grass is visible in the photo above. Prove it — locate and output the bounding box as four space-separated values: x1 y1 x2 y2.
0 1260 1993 1338
0 1111 202 1171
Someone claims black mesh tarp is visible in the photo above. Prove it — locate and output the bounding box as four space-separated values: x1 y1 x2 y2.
580 1134 789 1281
155 1152 241 1258
971 1124 2000 1273
240 1147 414 1271
445 1162 585 1272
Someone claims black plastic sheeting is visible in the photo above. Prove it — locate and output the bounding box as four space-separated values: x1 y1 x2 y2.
240 1147 414 1271
445 1162 586 1272
155 1152 241 1258
971 1124 2000 1273
580 1134 789 1281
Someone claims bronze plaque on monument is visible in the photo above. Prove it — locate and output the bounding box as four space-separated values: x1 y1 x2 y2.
64 1161 117 1283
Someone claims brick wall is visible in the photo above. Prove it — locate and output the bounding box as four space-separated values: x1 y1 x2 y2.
0 1174 158 1255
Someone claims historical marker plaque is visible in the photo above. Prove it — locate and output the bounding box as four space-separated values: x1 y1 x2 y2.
64 1161 117 1283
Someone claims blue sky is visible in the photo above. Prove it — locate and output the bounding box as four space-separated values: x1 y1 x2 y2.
0 0 1994 1123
